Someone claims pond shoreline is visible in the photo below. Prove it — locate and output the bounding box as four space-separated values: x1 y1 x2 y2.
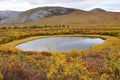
16 36 104 52
0 34 114 52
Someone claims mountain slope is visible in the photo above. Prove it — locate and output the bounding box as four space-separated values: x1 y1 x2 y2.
0 11 21 24
0 11 21 19
0 7 74 24
90 8 106 12
22 10 120 26
0 7 120 25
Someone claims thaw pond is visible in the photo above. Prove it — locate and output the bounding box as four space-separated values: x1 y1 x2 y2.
16 37 104 52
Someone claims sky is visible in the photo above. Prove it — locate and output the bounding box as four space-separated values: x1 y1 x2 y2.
0 0 120 12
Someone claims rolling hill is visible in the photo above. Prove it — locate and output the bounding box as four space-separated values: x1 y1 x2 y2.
89 8 106 12
0 7 74 25
0 6 120 26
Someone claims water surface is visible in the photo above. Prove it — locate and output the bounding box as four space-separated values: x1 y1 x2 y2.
16 37 104 52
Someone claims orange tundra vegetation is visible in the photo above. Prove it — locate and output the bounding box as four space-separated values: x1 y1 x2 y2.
0 25 120 80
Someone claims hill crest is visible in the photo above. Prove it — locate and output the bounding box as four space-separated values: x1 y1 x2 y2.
90 8 106 12
0 6 120 25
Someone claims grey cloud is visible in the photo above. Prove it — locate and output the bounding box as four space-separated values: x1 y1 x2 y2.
0 0 9 1
0 0 120 11
28 0 81 5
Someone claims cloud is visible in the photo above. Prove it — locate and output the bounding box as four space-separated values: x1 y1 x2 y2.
0 0 120 12
97 0 120 11
0 0 10 2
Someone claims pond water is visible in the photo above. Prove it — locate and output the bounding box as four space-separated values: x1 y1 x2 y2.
16 37 104 52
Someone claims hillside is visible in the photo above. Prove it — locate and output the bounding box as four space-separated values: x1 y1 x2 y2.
23 10 120 26
0 7 74 25
90 8 106 12
0 7 120 25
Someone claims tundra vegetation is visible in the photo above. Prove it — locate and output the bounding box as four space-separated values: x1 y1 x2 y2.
0 24 120 80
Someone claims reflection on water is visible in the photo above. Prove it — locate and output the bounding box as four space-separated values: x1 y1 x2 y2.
16 37 104 52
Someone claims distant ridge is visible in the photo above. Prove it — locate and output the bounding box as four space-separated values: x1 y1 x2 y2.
90 8 106 12
1 6 120 25
0 6 75 24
